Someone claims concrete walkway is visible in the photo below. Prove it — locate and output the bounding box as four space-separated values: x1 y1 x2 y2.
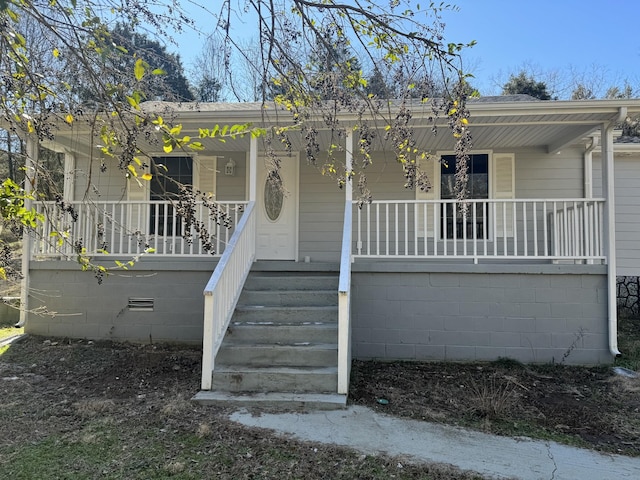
229 405 640 480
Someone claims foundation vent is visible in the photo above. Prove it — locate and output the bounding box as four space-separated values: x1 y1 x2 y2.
128 298 154 312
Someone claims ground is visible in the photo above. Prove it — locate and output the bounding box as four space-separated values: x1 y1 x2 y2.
0 316 639 478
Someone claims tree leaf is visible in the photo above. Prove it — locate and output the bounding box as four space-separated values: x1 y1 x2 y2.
134 58 145 81
141 173 153 181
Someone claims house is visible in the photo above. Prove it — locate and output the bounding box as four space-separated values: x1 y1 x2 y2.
18 96 640 405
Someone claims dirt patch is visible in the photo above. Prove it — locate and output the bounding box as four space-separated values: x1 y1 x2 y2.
0 336 485 479
349 359 640 456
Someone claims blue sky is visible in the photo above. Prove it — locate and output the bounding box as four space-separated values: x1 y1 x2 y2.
173 0 640 98
440 0 640 95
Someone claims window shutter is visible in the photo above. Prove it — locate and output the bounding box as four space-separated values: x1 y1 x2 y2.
127 171 149 235
194 155 217 194
492 153 515 237
416 156 438 237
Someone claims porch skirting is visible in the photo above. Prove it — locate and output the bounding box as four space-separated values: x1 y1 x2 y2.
351 262 610 365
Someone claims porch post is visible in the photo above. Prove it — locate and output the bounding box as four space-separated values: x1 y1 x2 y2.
18 136 39 327
249 135 257 202
345 129 353 202
583 136 597 199
63 150 75 203
601 123 620 356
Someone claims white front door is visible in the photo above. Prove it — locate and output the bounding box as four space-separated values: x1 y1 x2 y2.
255 154 298 260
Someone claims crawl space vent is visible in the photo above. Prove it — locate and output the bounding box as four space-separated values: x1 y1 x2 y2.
128 298 154 312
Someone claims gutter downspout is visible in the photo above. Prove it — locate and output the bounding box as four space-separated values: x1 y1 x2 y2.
603 107 626 357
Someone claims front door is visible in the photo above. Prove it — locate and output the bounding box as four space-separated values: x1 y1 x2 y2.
255 154 298 260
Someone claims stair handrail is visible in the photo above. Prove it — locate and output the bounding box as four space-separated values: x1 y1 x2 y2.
201 201 256 390
337 200 352 394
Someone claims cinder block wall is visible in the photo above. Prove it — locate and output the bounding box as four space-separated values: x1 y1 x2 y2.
26 259 219 344
351 264 610 365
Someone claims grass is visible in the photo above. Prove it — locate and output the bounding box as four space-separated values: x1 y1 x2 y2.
0 320 23 342
616 314 640 371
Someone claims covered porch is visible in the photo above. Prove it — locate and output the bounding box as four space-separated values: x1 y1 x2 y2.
22 98 640 403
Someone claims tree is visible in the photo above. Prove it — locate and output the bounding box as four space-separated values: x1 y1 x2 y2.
571 84 596 100
66 23 194 105
502 71 552 100
1 0 474 282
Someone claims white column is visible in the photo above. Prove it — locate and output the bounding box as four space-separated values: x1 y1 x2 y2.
345 129 353 203
249 135 257 202
18 136 39 327
63 150 75 203
601 123 620 356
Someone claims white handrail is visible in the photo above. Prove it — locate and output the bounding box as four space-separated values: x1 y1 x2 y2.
354 198 606 262
201 201 256 390
337 200 352 395
30 200 248 258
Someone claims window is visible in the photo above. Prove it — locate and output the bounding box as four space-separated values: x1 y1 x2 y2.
416 152 514 239
150 157 193 235
440 154 489 239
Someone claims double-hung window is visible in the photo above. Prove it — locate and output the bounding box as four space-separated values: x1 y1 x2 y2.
440 154 489 239
417 151 515 239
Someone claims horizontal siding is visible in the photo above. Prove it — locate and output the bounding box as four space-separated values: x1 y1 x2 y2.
515 148 584 199
215 153 246 201
298 155 343 262
298 151 419 262
593 153 640 275
74 152 128 200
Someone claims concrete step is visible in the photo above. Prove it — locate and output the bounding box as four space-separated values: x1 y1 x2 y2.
244 274 338 291
233 305 338 324
211 366 338 393
217 343 337 367
192 391 347 410
227 322 338 344
239 289 337 307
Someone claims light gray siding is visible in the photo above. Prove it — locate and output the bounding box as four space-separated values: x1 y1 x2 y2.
593 153 640 275
73 148 128 201
513 148 584 198
351 263 610 365
297 151 413 262
215 152 246 200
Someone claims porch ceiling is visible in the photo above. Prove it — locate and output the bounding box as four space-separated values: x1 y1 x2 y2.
39 98 640 158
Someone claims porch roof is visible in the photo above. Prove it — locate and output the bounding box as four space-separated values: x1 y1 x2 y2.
41 97 640 157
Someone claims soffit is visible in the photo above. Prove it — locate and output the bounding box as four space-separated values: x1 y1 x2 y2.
40 99 640 157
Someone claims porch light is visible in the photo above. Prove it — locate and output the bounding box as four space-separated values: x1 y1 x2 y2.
225 158 236 176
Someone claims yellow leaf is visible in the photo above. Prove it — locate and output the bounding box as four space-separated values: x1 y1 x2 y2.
53 48 60 58
134 58 145 81
0 267 6 281
141 173 153 181
127 164 138 177
65 113 74 124
163 143 173 153
461 118 469 125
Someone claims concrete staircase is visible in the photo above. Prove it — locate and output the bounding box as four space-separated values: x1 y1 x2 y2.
194 270 346 409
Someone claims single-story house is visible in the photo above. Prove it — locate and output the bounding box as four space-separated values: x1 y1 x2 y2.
17 96 640 405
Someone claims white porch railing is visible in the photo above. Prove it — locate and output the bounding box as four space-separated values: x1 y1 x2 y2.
30 200 248 258
337 201 352 395
354 199 605 262
201 201 256 390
